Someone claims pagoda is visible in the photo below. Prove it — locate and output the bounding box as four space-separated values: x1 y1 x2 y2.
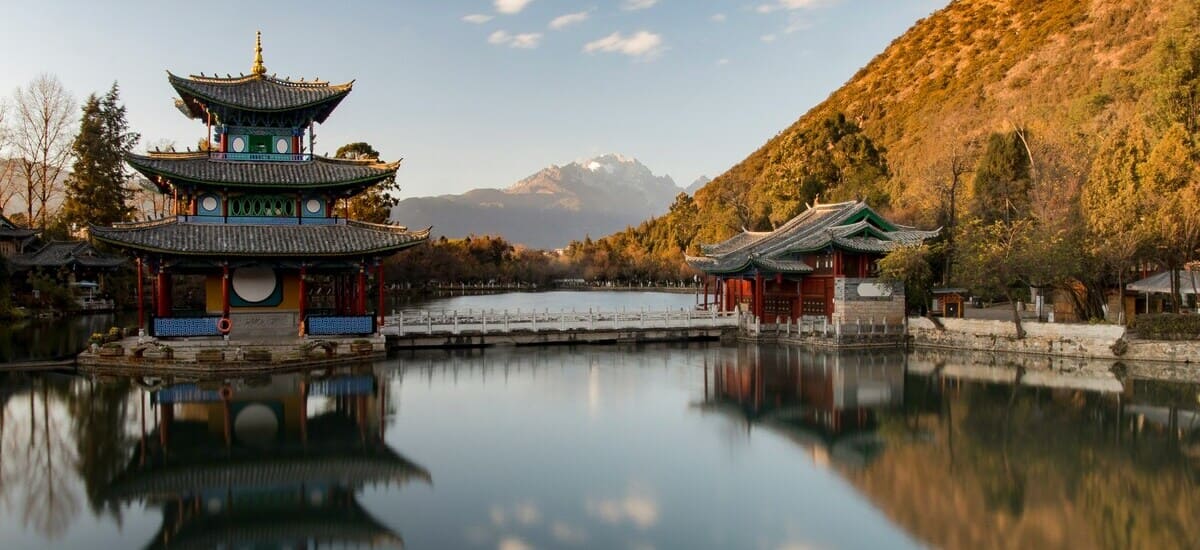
92 33 429 340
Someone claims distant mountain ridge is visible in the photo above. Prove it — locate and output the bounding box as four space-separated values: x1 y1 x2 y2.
391 154 685 249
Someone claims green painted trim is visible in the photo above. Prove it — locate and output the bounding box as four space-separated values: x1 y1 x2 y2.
839 207 898 232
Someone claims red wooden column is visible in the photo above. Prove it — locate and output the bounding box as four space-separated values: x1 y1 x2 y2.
155 263 170 318
754 273 764 319
298 265 308 334
221 263 231 318
135 257 145 329
356 263 368 315
702 278 709 310
376 261 386 327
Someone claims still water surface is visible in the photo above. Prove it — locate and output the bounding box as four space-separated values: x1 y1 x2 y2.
0 345 1196 548
0 292 1196 549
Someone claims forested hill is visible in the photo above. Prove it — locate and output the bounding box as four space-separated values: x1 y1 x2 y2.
582 0 1195 280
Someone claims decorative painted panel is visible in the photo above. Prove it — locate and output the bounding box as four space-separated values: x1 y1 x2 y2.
306 315 375 336
153 316 222 337
229 195 296 217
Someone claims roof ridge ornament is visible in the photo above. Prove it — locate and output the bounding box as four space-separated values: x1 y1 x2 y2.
251 31 267 76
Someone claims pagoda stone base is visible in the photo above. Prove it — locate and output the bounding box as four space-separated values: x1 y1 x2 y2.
226 311 301 339
77 334 386 374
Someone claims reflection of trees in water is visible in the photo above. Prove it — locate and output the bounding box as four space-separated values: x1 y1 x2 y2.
863 374 1200 550
66 377 134 523
0 376 81 539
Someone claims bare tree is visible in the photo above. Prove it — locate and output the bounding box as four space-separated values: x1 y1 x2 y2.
128 176 170 220
0 101 22 215
12 75 75 229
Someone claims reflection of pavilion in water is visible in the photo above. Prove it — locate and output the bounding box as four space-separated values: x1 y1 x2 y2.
700 345 906 467
101 367 427 549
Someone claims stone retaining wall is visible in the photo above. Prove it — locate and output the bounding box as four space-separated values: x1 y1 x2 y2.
907 317 1131 360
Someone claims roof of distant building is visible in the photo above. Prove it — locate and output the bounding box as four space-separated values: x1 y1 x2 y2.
9 240 125 269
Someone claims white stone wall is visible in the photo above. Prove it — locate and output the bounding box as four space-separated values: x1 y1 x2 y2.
832 278 906 325
907 317 1129 359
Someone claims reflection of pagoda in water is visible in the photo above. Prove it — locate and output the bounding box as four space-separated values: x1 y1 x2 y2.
700 345 906 466
102 368 427 549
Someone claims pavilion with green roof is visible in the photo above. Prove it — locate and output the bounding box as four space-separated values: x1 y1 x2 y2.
686 199 937 325
92 33 428 340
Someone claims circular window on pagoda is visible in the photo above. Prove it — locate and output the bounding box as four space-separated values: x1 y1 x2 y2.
275 138 289 154
231 267 278 303
305 199 322 214
200 195 218 213
231 136 246 153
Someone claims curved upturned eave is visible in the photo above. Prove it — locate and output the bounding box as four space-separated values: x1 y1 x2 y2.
167 72 354 119
89 222 431 259
125 153 400 193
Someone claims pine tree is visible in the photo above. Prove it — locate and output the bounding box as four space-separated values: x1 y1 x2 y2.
61 83 140 231
970 131 1032 225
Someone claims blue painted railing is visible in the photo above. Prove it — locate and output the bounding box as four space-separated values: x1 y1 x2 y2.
306 315 376 336
182 215 340 225
152 316 223 338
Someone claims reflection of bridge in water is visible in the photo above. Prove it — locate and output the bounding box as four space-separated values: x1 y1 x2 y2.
100 366 427 549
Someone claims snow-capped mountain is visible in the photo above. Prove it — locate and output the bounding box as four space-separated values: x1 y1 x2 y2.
391 154 687 249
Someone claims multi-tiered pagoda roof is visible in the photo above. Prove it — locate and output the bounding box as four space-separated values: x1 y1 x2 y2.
169 72 353 124
92 217 430 257
126 151 401 193
93 33 428 340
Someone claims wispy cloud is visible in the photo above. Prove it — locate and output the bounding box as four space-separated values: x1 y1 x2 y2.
549 10 590 30
621 0 658 11
756 0 837 13
784 14 812 33
710 13 727 22
761 34 777 42
716 58 730 66
495 0 533 15
463 14 493 24
489 30 543 48
584 31 664 59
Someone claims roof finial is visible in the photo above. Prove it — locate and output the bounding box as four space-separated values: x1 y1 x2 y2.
251 31 266 76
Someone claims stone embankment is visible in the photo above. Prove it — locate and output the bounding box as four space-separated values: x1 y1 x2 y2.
907 317 1200 363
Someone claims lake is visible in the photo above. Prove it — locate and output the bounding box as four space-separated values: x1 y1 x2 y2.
0 292 1196 549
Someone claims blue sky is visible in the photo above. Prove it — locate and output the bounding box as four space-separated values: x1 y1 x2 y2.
0 0 945 198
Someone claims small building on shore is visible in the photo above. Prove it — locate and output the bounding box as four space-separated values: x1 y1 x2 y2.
90 34 429 341
686 200 937 326
0 214 36 258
